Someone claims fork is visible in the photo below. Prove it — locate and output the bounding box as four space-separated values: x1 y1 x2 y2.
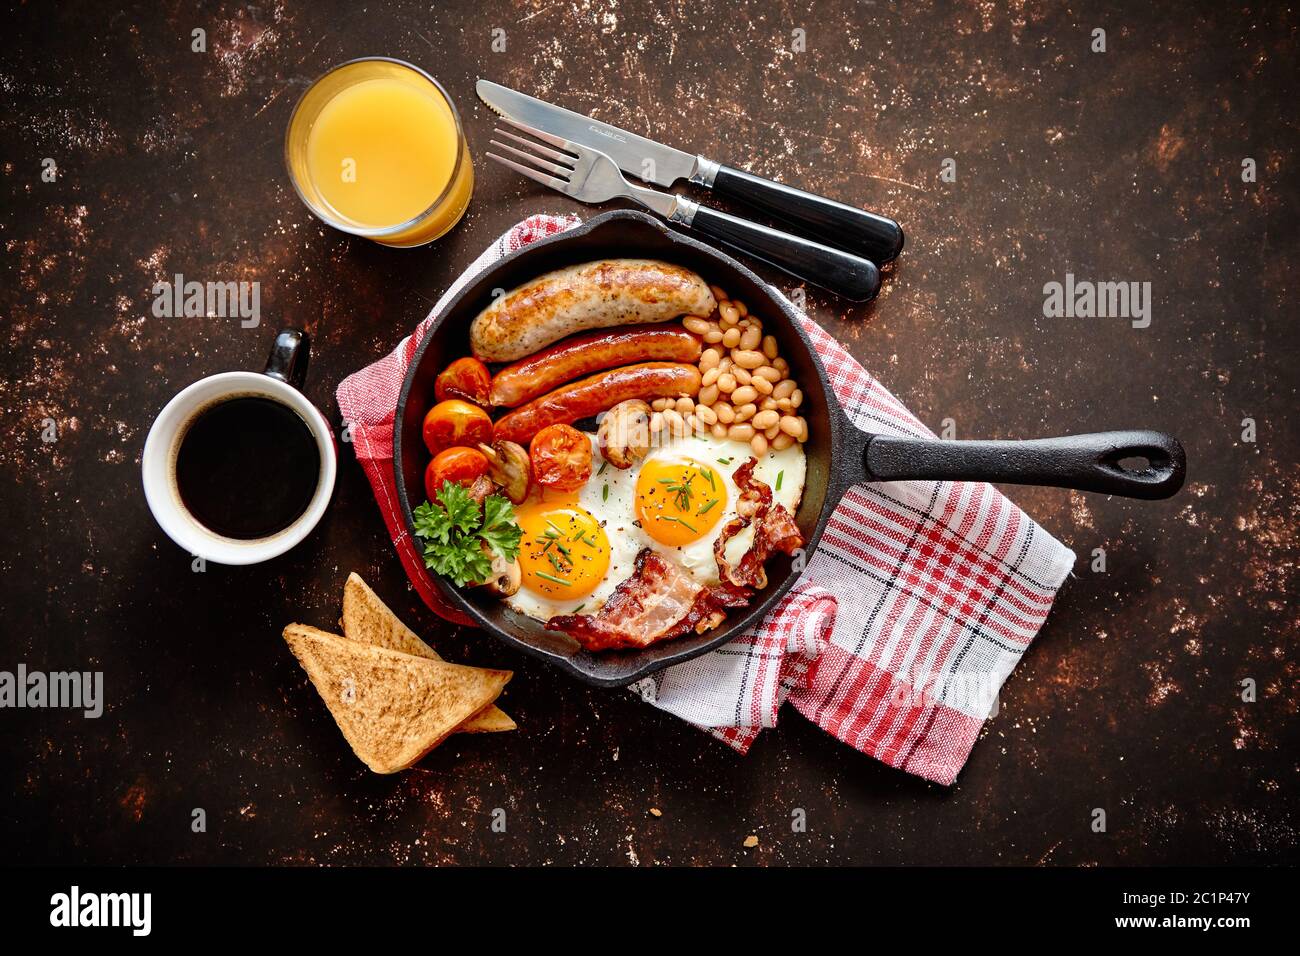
487 116 881 302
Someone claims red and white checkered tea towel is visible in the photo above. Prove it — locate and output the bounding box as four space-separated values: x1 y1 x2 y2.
336 215 1077 786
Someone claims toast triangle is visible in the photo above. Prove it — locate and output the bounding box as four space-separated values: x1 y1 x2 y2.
283 623 511 773
341 573 515 733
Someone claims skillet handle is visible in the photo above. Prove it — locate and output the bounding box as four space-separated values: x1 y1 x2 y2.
862 430 1186 500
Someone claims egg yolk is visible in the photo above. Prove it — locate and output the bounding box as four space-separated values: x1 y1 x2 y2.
635 456 728 546
515 500 610 598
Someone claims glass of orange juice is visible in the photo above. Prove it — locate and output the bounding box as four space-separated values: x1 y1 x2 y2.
284 58 473 247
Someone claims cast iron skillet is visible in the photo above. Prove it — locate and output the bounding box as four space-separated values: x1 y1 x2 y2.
395 210 1185 688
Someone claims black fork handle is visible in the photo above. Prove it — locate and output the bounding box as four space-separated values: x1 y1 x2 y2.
687 204 881 302
862 430 1186 500
710 164 905 265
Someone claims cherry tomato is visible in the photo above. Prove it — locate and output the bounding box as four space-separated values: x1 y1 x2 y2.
529 423 592 492
422 399 492 456
425 447 490 501
435 357 492 407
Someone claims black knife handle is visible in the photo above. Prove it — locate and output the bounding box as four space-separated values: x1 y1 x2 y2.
862 430 1186 500
711 164 905 265
686 204 880 302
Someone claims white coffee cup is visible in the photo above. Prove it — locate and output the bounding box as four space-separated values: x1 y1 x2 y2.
142 329 337 565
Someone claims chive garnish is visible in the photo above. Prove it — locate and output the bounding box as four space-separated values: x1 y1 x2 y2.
584 535 599 547
547 551 566 573
572 604 586 613
544 529 560 540
662 515 698 532
602 485 609 502
657 471 695 512
698 499 719 515
536 571 570 586
717 457 732 465
776 470 784 491
557 542 572 559
546 519 566 535
598 461 608 476
704 468 716 491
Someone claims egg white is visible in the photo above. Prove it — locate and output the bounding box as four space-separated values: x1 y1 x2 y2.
503 431 805 623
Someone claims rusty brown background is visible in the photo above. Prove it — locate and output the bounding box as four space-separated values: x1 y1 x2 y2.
1 0 1296 865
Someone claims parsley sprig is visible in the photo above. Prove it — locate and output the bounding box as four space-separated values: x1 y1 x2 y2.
413 480 523 587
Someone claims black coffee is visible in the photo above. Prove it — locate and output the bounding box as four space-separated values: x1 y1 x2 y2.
175 396 321 540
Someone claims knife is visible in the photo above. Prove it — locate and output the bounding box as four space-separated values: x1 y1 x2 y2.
487 113 881 300
477 80 905 266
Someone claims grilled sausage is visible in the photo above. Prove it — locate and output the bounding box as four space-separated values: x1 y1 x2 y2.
489 325 702 408
470 259 717 362
493 363 702 445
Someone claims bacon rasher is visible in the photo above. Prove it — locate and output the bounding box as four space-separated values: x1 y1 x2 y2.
545 549 751 652
713 459 804 590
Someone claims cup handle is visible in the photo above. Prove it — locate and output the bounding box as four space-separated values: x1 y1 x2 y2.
263 328 310 390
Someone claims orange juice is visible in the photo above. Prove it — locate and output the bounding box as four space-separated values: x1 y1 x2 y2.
285 59 473 247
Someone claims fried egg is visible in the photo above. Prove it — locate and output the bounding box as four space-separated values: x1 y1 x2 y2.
514 500 611 599
503 431 805 623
